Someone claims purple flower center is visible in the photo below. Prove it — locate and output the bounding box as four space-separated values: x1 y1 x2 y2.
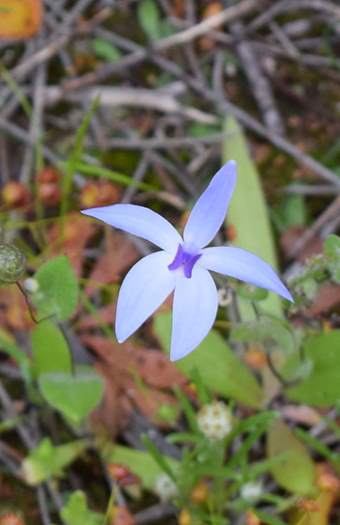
168 244 202 278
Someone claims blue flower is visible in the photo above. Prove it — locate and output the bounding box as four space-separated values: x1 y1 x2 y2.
81 161 293 361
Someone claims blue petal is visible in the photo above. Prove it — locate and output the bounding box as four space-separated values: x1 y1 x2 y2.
200 247 293 302
116 251 176 342
170 267 218 361
183 161 237 249
82 204 182 253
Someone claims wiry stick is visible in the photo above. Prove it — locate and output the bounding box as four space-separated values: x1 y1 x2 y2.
232 22 285 135
287 194 340 259
44 86 218 124
247 0 340 33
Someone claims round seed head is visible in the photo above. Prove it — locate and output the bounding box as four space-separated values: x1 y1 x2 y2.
0 244 26 284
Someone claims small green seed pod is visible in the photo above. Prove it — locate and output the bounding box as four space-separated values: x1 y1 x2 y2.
0 244 26 284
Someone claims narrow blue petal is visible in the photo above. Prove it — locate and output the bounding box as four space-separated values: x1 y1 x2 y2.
170 267 218 361
82 204 182 253
200 247 293 302
183 161 237 249
116 251 176 342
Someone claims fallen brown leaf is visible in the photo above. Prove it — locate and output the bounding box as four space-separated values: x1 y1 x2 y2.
81 335 187 429
280 226 323 263
281 404 321 426
0 0 42 39
306 283 340 316
77 303 116 331
0 285 33 331
85 231 138 296
47 213 96 275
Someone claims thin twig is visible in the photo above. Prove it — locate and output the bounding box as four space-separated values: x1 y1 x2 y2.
134 503 176 525
63 31 340 188
37 486 52 525
247 0 340 33
44 86 218 124
287 194 340 258
232 22 285 135
63 0 262 91
156 0 261 51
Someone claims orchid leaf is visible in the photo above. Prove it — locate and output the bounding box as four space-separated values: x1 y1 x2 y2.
154 311 263 408
223 116 282 318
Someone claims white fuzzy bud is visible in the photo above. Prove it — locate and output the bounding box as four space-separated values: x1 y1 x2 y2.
23 278 39 294
154 474 178 502
240 481 262 503
197 401 232 440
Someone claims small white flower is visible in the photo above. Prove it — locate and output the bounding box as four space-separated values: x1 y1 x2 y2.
197 401 232 440
24 278 39 294
154 474 178 502
240 481 263 503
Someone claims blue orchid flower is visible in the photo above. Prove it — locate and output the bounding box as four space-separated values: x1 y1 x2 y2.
82 161 293 361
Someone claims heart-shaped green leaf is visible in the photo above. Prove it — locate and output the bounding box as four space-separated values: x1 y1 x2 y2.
285 331 340 406
34 255 79 321
31 320 72 377
22 438 87 485
61 491 104 525
39 366 104 425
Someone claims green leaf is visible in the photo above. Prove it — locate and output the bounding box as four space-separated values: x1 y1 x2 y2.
0 329 31 384
103 444 178 490
324 235 340 284
267 419 315 495
137 0 162 41
236 283 269 301
33 255 79 321
187 123 220 138
22 438 87 485
280 194 307 229
39 366 104 426
154 312 263 408
324 234 340 258
231 317 295 355
255 511 288 525
142 434 176 481
92 38 122 62
31 320 72 378
328 260 340 284
61 99 99 217
61 491 104 525
74 161 156 191
285 331 340 406
223 116 282 319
